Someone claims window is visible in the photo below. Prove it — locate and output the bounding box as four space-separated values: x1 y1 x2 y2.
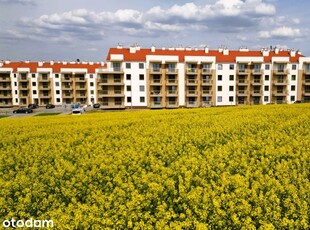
126 85 131 91
217 96 222 102
218 75 222 81
265 64 270 70
14 74 16 78
32 82 36 87
90 82 94 87
291 96 295 101
32 74 35 78
229 64 234 70
291 75 296 81
291 85 295 91
126 74 131 80
264 96 269 102
139 85 145 92
139 74 144 80
90 90 94 94
229 96 234 102
90 74 93 79
264 86 269 91
14 82 17 86
140 97 145 103
56 98 60 103
229 86 234 91
55 74 59 78
229 75 234 81
15 98 18 103
33 90 37 95
139 63 144 69
265 75 269 81
56 90 60 95
218 86 222 91
55 82 59 87
127 97 132 103
218 64 223 70
292 64 296 70
126 63 131 69
15 90 18 94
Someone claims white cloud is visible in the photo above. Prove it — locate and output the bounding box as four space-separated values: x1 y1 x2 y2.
259 26 302 38
0 0 35 5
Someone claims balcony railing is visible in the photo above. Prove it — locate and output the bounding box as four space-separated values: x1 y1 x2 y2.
237 69 250 75
273 69 289 75
252 69 263 75
187 90 198 95
166 68 177 74
150 68 161 73
150 79 162 85
202 68 212 74
237 90 249 95
202 79 213 85
186 68 198 74
237 79 249 84
150 102 163 108
166 79 178 85
186 101 198 107
187 79 198 85
303 79 310 85
273 79 288 85
251 79 262 85
202 90 212 95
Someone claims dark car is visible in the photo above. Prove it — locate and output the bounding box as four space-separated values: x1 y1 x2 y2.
13 107 33 114
93 103 100 108
28 104 39 109
46 104 55 109
294 100 303 104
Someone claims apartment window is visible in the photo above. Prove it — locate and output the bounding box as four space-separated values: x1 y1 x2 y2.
140 97 145 103
264 86 269 91
126 74 131 80
14 74 16 78
139 85 145 92
229 96 234 102
56 98 60 103
139 74 144 80
218 75 222 81
90 74 93 79
32 82 36 87
229 64 234 70
90 82 94 87
90 90 94 94
139 63 144 69
291 96 295 101
218 86 222 91
229 75 234 81
55 82 59 87
291 75 296 81
55 74 59 78
15 98 18 103
291 85 296 91
265 64 270 70
15 90 18 94
217 96 222 102
56 90 60 95
126 85 131 91
127 97 132 103
265 75 269 81
126 63 131 69
292 64 297 70
264 96 269 102
32 74 35 78
33 90 37 95
14 82 17 86
229 86 234 91
218 64 223 70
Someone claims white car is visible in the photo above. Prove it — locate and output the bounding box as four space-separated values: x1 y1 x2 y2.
72 108 84 115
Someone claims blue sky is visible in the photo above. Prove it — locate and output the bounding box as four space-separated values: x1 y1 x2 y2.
0 0 309 61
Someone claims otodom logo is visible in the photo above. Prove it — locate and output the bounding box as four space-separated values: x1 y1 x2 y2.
3 218 54 228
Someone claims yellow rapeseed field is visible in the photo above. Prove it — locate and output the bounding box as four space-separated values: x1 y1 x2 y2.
0 104 309 229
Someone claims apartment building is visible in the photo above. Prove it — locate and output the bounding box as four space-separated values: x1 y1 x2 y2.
0 45 309 108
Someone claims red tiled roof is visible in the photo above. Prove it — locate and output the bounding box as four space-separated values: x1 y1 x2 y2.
0 62 103 73
107 48 303 63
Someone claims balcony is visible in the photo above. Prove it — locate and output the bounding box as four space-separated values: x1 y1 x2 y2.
166 79 178 85
62 78 73 82
201 79 213 86
62 94 74 99
237 90 249 96
303 69 310 75
149 68 162 74
202 90 213 96
75 78 86 82
251 90 263 96
303 79 310 85
98 79 124 85
62 86 73 90
302 91 310 96
202 68 213 75
19 77 28 82
237 79 249 85
166 101 178 108
186 68 198 75
272 90 288 96
0 94 12 99
166 68 177 74
19 85 29 90
39 94 52 99
75 86 87 90
98 90 125 97
166 90 178 97
251 79 263 85
149 79 162 85
186 90 198 96
0 78 11 82
19 94 28 98
252 69 263 75
39 85 51 90
150 90 162 97
186 79 198 85
273 69 289 75
237 100 249 106
237 69 250 75
186 101 199 108
0 86 11 90
150 102 163 109
38 77 50 82
273 79 288 85
110 67 124 73
76 95 87 99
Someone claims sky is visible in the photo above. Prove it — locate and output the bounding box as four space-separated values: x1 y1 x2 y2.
0 0 309 61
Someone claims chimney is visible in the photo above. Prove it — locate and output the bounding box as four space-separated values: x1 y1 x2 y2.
275 47 279 54
218 47 224 53
290 49 296 57
0 62 3 67
204 47 209 53
223 48 229 55
135 45 141 51
117 44 123 49
129 46 136 53
50 61 54 65
38 61 43 67
151 45 156 52
62 61 67 65
4 60 10 64
262 49 270 56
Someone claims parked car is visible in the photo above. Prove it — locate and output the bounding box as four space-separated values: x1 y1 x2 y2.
46 104 55 109
72 108 84 115
13 107 33 114
28 104 39 109
294 100 303 104
93 103 100 108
